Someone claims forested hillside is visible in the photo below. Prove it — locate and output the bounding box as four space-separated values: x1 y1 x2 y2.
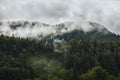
0 35 119 80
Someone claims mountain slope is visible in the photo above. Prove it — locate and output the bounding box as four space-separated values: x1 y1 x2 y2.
44 22 120 42
0 21 120 41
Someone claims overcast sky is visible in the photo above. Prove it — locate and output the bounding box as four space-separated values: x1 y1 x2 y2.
0 0 120 34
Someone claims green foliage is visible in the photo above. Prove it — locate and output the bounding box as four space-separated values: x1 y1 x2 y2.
64 39 120 76
0 35 120 80
54 29 120 41
79 66 118 80
48 74 62 80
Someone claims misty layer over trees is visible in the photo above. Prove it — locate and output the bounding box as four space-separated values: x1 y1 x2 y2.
0 21 120 40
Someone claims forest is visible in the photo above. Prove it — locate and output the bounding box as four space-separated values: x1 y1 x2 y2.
0 35 120 80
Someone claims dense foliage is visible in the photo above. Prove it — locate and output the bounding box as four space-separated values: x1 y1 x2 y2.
0 35 120 80
55 29 120 41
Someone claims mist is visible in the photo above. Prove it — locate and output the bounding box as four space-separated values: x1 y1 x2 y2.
0 20 98 38
0 0 120 34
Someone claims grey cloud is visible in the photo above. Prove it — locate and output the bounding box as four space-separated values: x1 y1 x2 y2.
0 0 120 34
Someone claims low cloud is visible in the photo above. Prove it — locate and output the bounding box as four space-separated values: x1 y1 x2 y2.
0 0 120 34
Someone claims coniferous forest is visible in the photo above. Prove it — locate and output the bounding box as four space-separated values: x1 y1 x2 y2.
0 35 120 80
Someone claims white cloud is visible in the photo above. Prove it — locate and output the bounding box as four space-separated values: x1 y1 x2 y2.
0 0 120 34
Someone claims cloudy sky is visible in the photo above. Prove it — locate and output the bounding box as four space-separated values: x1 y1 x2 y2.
0 0 120 34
